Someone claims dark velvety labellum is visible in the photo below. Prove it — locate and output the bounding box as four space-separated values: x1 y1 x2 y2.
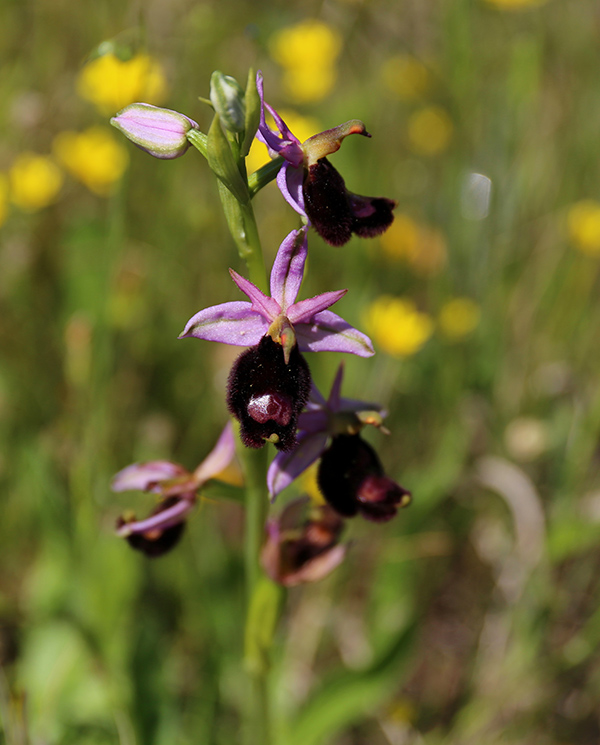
227 335 311 451
349 195 397 238
122 496 186 557
318 434 410 522
303 158 354 246
303 158 397 247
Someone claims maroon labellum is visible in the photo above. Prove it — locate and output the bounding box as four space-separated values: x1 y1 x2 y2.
227 335 311 451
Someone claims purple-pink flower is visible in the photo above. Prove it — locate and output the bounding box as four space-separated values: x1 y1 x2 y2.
256 72 396 247
180 226 374 358
112 422 235 556
180 227 373 451
267 365 411 522
261 497 347 587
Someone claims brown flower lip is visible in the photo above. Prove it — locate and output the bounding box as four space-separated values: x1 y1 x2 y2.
261 498 347 586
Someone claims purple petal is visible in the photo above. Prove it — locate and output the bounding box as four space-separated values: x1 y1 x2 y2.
193 422 236 484
116 496 195 537
277 164 306 217
180 301 268 346
297 409 329 433
267 431 329 500
229 269 280 320
112 461 188 493
295 310 375 357
287 289 347 325
270 228 308 311
283 544 347 586
328 363 345 410
256 72 304 166
306 381 327 408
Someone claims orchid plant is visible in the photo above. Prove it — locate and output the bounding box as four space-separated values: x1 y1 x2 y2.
110 68 409 743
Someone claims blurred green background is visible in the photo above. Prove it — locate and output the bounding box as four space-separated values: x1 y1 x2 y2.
3 0 600 742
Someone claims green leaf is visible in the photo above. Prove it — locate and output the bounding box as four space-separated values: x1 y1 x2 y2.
241 68 261 158
207 113 249 205
285 623 417 745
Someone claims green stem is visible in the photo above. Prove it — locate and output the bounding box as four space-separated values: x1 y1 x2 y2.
248 156 284 198
186 128 208 158
240 445 269 597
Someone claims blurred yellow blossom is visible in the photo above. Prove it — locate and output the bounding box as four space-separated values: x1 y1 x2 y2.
0 174 8 227
9 153 63 211
53 127 129 196
269 21 342 102
407 106 453 156
364 296 433 357
77 53 167 114
301 464 326 505
484 0 547 9
380 213 447 276
246 109 320 173
382 55 432 100
567 200 600 257
438 298 481 340
282 66 338 104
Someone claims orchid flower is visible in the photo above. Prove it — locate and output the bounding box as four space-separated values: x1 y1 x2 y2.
112 422 235 556
268 364 411 522
180 226 374 358
261 497 347 587
180 227 374 451
256 72 396 247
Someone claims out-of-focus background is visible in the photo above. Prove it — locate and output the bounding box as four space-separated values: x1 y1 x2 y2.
2 0 600 743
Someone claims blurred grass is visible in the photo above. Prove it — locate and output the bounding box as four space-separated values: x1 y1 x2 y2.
2 0 600 743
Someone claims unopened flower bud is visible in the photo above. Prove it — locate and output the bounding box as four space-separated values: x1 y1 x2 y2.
111 103 199 159
210 71 245 134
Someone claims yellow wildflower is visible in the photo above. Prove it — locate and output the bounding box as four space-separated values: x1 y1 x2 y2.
269 21 342 102
380 214 447 277
77 53 167 114
53 127 129 196
484 0 547 9
9 153 63 211
301 464 326 505
407 106 453 156
382 55 432 100
438 298 480 340
567 200 600 257
270 20 342 70
0 174 8 227
364 296 433 357
246 109 320 174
